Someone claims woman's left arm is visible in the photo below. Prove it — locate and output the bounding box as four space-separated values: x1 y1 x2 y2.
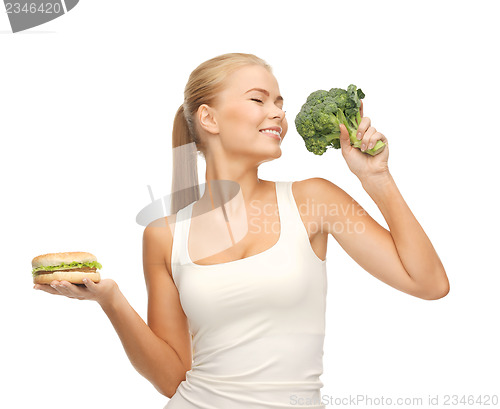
309 104 449 300
307 176 449 300
360 171 449 297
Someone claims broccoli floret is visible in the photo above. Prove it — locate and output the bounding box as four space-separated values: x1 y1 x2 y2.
306 89 330 104
295 84 385 156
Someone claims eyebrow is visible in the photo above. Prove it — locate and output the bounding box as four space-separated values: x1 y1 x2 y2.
244 88 284 103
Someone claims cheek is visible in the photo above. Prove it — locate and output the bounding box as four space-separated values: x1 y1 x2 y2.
223 104 257 128
218 102 269 143
282 117 289 138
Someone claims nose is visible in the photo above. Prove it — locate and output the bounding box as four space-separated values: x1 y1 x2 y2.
272 107 286 120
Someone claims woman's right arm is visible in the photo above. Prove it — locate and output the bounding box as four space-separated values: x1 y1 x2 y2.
99 218 192 398
98 282 188 398
34 216 192 399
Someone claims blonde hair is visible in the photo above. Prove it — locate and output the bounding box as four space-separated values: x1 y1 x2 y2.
170 53 273 214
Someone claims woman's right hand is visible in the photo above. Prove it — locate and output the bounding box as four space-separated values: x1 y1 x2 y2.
34 278 119 307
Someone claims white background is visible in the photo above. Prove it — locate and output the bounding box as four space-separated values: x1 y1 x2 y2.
1 1 499 408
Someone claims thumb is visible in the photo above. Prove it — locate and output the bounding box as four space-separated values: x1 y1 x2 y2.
339 124 352 154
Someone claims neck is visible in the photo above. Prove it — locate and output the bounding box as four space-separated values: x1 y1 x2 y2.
201 156 266 208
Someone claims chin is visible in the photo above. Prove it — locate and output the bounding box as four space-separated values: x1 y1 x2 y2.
258 148 282 164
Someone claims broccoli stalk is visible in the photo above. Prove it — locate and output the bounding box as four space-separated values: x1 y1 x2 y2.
337 108 386 155
295 84 386 156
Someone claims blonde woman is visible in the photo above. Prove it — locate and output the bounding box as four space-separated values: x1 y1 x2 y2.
34 53 449 408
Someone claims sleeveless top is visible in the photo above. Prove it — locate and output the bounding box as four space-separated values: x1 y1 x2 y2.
164 181 328 409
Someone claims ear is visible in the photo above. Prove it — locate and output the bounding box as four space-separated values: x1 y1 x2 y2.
197 104 219 135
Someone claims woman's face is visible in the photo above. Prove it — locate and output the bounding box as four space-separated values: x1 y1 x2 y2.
199 64 288 162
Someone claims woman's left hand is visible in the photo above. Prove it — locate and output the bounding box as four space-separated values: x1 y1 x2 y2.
338 101 389 181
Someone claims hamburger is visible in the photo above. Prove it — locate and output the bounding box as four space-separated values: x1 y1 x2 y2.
32 252 102 285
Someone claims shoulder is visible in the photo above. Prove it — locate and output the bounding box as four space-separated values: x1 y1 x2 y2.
144 214 177 243
290 177 345 202
291 178 357 218
288 178 343 238
295 177 339 189
143 213 178 276
285 178 326 207
297 178 367 237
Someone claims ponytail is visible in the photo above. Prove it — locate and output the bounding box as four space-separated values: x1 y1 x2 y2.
170 104 201 214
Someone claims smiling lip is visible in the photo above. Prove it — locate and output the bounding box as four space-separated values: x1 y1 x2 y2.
260 130 281 141
259 126 282 141
260 126 282 133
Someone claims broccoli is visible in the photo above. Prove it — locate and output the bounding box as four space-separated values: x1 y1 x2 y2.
294 84 386 156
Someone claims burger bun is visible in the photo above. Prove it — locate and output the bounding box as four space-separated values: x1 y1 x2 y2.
33 270 101 285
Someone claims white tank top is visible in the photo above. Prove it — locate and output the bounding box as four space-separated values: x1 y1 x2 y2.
165 181 328 409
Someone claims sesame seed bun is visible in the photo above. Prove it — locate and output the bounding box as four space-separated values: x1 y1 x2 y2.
32 252 97 268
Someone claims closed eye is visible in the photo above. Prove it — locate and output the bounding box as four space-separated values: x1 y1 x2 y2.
251 98 263 103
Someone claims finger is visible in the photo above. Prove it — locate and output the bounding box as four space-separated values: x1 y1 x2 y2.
360 100 364 118
34 283 63 295
356 116 371 141
51 280 71 294
53 280 83 298
339 123 353 155
82 277 97 293
367 132 387 151
361 126 377 151
49 280 64 292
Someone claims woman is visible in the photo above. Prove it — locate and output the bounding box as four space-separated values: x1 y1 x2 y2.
33 53 450 408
